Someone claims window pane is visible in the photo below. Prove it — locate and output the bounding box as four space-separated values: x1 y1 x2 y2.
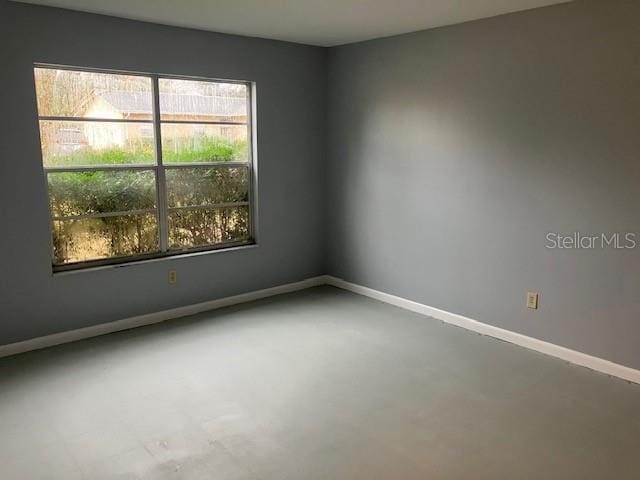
52 213 159 265
34 68 153 120
168 206 249 250
39 120 156 167
158 79 247 122
161 124 248 163
48 170 157 218
166 167 248 208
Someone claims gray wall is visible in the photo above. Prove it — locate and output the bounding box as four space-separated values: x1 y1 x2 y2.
326 0 640 370
2 0 639 373
0 0 326 344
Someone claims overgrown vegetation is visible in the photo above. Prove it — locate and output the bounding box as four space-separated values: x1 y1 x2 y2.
163 138 248 164
50 139 249 264
45 138 248 167
46 146 155 167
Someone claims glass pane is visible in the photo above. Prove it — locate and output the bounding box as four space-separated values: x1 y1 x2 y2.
168 205 249 250
158 78 247 122
161 124 248 163
39 120 156 167
166 167 248 208
34 68 153 120
52 213 159 265
48 170 157 218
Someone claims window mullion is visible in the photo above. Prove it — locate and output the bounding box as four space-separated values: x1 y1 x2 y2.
39 116 153 124
44 165 155 173
151 75 169 252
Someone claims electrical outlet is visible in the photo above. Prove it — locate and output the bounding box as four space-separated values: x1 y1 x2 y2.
168 270 177 284
527 292 538 310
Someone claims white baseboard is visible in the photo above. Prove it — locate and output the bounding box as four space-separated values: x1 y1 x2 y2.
325 276 640 385
0 276 327 359
3 273 639 385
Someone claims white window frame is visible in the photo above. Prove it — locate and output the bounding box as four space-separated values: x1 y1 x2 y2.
35 64 256 272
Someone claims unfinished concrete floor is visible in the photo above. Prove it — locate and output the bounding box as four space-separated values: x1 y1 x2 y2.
1 286 639 479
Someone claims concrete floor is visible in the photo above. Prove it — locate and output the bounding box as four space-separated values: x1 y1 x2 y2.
1 286 639 479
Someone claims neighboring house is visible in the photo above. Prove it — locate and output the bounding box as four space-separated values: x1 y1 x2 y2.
82 91 247 151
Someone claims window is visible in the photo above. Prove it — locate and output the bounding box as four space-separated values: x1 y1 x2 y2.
34 65 254 271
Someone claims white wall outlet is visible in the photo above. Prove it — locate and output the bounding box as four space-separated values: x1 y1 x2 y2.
527 292 538 309
168 270 177 284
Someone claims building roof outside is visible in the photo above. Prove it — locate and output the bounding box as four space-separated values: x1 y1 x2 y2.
98 91 247 117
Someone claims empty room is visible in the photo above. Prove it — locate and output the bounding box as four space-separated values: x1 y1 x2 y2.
1 0 639 478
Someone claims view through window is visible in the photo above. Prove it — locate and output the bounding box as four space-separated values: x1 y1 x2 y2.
34 66 254 270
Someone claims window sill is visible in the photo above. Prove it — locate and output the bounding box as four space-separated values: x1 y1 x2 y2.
52 241 258 276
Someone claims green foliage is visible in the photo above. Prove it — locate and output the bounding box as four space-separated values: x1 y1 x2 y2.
49 139 250 265
47 146 155 167
49 170 156 217
47 138 247 166
167 167 248 207
163 138 248 163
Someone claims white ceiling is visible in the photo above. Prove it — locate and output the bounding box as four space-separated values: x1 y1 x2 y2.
13 0 572 47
